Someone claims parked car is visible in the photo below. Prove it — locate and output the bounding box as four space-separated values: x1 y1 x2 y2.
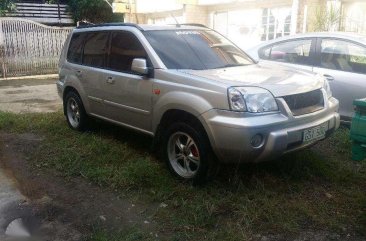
247 32 366 121
58 24 340 183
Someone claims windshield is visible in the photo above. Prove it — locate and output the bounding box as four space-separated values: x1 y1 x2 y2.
144 29 254 70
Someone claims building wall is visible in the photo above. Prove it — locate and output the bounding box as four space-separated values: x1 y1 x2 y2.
202 0 295 48
184 4 209 25
123 0 366 48
204 0 293 12
342 1 366 34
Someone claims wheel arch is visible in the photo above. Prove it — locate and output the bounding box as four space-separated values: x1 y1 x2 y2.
154 109 216 155
62 84 90 115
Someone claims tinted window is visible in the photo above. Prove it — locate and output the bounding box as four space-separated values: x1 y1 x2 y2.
67 33 85 64
320 39 366 74
82 32 109 68
260 39 312 65
108 31 147 73
144 30 253 70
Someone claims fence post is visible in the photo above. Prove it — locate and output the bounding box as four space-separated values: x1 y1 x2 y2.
0 47 6 79
0 18 6 79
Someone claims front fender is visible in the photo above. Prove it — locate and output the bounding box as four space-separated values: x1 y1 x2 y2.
152 91 213 133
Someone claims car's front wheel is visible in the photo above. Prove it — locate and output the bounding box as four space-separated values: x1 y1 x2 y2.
162 122 213 184
64 91 88 131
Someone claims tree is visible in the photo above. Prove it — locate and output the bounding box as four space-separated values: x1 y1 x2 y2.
313 2 342 32
0 0 15 16
68 0 123 24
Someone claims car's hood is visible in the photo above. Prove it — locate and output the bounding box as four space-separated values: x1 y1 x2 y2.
179 63 323 97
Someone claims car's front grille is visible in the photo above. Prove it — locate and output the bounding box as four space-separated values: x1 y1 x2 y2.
283 89 324 116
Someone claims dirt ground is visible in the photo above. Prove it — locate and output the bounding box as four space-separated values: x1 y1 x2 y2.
0 132 159 240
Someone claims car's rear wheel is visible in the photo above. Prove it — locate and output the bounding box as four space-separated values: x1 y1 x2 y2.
64 91 88 131
162 122 213 184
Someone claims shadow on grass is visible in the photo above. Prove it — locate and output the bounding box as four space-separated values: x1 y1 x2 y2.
84 115 337 186
0 111 365 239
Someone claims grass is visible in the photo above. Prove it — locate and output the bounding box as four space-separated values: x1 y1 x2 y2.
89 228 155 241
0 111 365 240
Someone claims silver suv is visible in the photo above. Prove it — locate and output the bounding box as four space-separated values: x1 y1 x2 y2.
58 23 340 183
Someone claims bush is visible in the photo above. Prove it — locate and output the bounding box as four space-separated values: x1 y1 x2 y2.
0 0 15 16
68 0 124 24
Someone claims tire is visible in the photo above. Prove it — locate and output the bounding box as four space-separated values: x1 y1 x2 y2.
161 121 214 185
64 91 88 131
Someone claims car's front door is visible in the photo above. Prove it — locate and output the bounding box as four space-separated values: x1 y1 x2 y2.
259 38 316 72
99 30 153 133
313 38 366 120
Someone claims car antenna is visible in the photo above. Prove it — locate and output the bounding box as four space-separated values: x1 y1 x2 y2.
171 13 181 27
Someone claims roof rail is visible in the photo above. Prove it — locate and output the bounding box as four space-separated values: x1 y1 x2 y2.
76 22 144 31
179 23 208 28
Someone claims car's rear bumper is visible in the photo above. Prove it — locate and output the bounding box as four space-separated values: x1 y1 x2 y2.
56 80 64 99
200 97 340 163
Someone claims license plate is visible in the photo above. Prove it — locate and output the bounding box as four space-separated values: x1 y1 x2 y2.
303 122 328 142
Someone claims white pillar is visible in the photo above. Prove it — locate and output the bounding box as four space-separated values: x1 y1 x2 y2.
302 4 308 33
290 0 299 35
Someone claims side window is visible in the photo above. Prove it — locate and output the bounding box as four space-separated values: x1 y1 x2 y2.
320 39 366 74
108 31 147 73
67 33 85 64
260 39 312 65
82 32 109 68
260 47 271 59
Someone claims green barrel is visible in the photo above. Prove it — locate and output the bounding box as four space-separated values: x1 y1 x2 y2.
350 98 366 161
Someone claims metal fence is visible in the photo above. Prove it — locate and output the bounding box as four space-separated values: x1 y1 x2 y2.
0 18 73 78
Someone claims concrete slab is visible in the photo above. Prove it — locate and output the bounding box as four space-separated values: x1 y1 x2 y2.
0 77 62 113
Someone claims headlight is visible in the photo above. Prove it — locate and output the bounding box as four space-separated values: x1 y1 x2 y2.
323 79 332 99
228 87 278 113
316 74 332 99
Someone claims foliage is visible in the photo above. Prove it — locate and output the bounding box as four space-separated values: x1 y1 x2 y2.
0 0 15 16
68 0 123 24
313 2 342 32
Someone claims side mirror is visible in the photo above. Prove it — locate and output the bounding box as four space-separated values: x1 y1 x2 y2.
131 58 149 75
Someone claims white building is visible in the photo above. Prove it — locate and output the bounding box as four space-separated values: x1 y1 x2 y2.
114 0 366 49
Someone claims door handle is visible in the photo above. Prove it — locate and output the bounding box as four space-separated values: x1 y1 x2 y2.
323 74 334 81
106 76 115 84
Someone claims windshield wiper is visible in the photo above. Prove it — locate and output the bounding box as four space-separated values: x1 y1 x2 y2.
214 63 247 69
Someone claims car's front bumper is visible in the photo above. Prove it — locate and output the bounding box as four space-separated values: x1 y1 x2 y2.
200 97 340 163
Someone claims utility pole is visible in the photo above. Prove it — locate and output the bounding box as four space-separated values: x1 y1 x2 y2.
57 0 61 27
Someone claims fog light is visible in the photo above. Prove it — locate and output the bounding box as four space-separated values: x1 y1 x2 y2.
251 134 264 148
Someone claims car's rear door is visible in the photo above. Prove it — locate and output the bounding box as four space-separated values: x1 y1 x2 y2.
258 38 317 72
312 38 366 120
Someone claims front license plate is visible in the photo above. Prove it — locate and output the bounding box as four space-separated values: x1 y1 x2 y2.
303 122 328 142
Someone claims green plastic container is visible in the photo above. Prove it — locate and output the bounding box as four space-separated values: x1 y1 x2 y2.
350 98 366 161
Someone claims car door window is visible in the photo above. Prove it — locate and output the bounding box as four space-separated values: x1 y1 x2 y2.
67 33 86 64
82 32 109 68
320 39 366 74
260 39 312 65
108 31 147 73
